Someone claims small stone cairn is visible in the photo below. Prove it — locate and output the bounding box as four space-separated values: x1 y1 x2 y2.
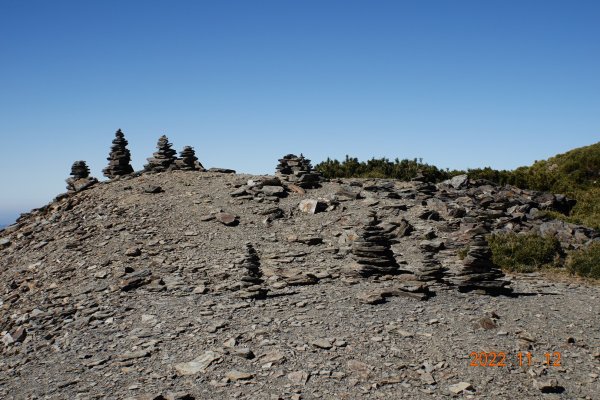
144 135 177 173
66 161 97 192
275 154 321 188
237 243 268 299
350 213 400 277
70 160 90 179
175 146 205 171
416 251 446 282
103 129 134 178
453 231 511 293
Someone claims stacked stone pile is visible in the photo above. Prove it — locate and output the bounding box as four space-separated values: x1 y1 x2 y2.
66 161 98 192
144 135 177 173
430 177 593 248
230 177 288 202
175 146 205 171
350 213 400 277
416 254 445 281
452 231 511 293
275 154 321 188
69 160 90 179
415 241 446 282
414 182 438 197
441 179 577 219
237 243 268 299
103 129 134 178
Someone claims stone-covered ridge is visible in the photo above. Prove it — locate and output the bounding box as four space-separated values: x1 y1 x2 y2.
1 168 599 400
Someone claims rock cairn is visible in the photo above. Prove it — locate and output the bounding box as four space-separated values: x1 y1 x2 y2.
237 243 268 299
453 233 511 293
229 177 291 204
275 154 321 188
350 213 400 277
69 160 90 179
66 161 97 192
103 129 134 178
175 146 205 171
144 135 177 173
416 244 446 282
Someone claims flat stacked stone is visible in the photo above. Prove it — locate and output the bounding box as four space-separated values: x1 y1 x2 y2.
144 135 177 173
453 233 511 293
103 129 134 178
237 243 268 299
275 154 321 188
175 146 205 171
70 160 90 179
350 213 400 277
415 245 446 282
66 161 98 192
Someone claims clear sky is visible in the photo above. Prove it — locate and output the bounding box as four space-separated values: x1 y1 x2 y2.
1 0 599 225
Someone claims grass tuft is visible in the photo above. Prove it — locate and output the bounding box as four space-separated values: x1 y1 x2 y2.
488 233 562 273
566 242 600 279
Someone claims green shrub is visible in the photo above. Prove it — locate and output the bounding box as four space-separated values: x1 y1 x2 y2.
568 188 600 230
314 156 460 182
566 242 600 279
488 233 562 273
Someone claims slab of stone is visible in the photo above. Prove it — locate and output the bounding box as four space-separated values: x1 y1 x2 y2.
174 351 221 376
449 382 473 394
311 339 333 350
299 199 319 214
287 370 310 385
261 185 286 197
208 168 236 173
226 370 254 381
216 212 239 226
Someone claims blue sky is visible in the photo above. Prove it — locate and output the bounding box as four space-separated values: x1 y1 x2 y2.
1 0 599 225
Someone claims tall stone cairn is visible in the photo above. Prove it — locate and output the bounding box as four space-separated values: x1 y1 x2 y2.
275 153 322 188
66 161 98 192
175 146 205 171
453 232 511 293
144 135 177 173
350 212 400 277
103 129 134 178
237 243 268 299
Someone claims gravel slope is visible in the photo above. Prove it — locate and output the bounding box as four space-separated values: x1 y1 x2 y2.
0 171 598 399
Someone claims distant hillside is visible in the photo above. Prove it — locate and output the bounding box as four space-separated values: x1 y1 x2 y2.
467 142 600 229
316 142 600 229
466 141 600 192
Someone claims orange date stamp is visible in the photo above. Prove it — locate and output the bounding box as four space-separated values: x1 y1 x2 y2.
469 351 562 367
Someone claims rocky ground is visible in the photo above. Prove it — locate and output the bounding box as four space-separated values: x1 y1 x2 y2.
0 170 598 399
